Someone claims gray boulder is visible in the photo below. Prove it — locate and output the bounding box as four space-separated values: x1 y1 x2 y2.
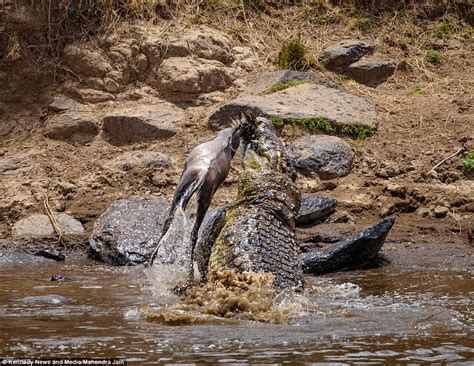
287 135 354 179
43 112 99 143
102 104 180 144
319 40 374 70
208 83 377 131
296 194 337 225
89 196 169 265
347 58 396 85
13 213 84 238
243 69 334 95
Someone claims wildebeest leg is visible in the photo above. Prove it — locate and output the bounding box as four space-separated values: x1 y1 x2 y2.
146 170 196 267
187 186 213 284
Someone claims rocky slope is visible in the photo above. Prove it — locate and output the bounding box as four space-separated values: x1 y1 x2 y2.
0 2 472 262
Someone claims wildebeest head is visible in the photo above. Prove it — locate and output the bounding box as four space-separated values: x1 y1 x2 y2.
239 114 295 179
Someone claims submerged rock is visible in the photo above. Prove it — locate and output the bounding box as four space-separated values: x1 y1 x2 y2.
296 194 337 225
51 274 71 282
287 135 354 179
21 295 70 304
300 217 395 275
89 196 169 265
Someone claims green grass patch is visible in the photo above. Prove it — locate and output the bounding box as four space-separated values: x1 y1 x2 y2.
260 80 312 95
406 85 425 96
355 127 376 140
269 115 375 139
461 151 474 171
426 50 440 65
276 41 309 71
432 18 452 40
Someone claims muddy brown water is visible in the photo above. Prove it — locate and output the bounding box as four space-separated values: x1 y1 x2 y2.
0 254 472 364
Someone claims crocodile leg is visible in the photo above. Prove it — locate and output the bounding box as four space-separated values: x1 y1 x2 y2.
195 208 227 281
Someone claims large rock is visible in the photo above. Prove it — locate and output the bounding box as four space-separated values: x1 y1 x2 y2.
48 96 78 112
287 135 354 179
43 112 99 144
151 57 233 94
142 25 234 66
296 194 337 225
102 104 180 144
13 213 84 238
243 69 334 95
347 58 396 85
64 43 112 77
208 83 377 131
319 40 374 70
103 151 171 172
89 196 169 265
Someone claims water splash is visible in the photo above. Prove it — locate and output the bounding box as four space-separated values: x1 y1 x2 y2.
145 197 200 298
142 270 311 324
151 204 196 267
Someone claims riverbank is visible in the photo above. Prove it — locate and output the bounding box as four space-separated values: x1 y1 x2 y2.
1 1 472 255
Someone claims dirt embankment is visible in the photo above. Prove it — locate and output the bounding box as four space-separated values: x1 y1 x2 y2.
0 1 473 256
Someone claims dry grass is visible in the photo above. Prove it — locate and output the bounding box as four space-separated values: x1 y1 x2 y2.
6 33 22 61
2 0 472 85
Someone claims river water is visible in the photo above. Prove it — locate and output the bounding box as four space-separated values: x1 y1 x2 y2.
0 255 472 364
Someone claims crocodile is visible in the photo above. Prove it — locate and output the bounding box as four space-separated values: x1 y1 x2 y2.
195 115 395 289
196 116 303 288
